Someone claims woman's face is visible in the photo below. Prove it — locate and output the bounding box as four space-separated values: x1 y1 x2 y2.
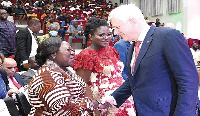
91 26 112 48
55 41 75 67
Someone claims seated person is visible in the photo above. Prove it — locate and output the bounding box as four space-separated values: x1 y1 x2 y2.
190 42 200 65
38 24 60 43
19 56 39 85
13 5 27 24
71 14 84 25
1 0 12 15
0 74 7 99
33 0 45 10
59 17 71 37
28 37 96 115
2 58 25 94
67 21 86 48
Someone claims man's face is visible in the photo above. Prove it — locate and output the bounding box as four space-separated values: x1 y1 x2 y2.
32 23 41 33
3 61 17 77
110 18 139 42
0 10 8 21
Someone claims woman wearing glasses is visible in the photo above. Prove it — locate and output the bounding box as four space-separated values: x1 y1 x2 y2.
73 18 136 116
28 37 96 115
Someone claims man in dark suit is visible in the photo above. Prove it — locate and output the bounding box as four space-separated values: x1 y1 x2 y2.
2 58 25 94
104 4 199 115
114 39 131 80
15 19 41 71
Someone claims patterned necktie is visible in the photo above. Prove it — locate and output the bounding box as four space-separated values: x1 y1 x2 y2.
10 76 21 89
132 41 142 73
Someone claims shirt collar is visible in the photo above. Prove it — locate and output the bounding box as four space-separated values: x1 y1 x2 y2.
28 28 34 34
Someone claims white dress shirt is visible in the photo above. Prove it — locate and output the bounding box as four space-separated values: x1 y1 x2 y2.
131 25 150 74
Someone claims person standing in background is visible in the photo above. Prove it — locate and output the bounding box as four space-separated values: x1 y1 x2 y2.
0 9 16 58
113 39 131 80
190 42 200 65
15 19 41 71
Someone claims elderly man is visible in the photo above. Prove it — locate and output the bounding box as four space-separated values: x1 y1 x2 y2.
67 21 86 48
103 4 199 116
38 24 60 43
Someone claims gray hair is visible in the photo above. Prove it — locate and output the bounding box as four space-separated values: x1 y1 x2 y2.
49 24 58 31
108 4 145 22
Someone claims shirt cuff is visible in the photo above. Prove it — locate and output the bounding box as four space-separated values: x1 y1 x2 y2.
21 60 28 66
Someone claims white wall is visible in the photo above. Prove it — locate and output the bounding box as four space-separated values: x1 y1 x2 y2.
108 0 200 39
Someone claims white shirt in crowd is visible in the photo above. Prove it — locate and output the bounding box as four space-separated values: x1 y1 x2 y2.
190 48 200 65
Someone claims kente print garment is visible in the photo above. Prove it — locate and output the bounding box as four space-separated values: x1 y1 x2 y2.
74 46 136 116
28 60 94 116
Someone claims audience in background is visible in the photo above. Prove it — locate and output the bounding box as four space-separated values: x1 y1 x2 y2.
1 0 12 15
39 24 60 43
0 9 16 58
13 5 27 24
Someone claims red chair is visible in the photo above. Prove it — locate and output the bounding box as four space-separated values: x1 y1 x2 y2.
65 34 83 48
13 13 19 24
188 38 199 48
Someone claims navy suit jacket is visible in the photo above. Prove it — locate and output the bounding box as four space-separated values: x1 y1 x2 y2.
112 25 199 116
114 39 131 80
7 73 25 90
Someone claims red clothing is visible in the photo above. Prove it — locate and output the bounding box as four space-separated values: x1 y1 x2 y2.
73 46 136 116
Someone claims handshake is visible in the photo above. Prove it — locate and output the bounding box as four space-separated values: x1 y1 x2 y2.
93 95 116 109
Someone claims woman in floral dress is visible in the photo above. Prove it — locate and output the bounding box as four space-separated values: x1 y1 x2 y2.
73 18 136 116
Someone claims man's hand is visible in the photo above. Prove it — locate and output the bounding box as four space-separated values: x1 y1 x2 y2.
23 63 29 69
6 88 20 97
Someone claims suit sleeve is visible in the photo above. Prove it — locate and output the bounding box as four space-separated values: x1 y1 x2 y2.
163 29 199 115
111 77 132 107
15 29 29 63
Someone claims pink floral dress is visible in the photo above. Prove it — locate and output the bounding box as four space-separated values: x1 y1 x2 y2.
73 46 136 116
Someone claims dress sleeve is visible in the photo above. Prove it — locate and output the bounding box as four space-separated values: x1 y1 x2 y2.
73 51 95 71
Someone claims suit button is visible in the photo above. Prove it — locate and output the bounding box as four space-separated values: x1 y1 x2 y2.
133 87 136 90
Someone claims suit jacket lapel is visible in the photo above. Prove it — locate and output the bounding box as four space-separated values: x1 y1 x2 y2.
126 42 135 80
133 25 156 77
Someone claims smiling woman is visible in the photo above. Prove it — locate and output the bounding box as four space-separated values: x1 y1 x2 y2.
73 17 136 116
28 37 96 115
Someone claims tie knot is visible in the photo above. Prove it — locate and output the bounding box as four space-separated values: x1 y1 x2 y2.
10 76 13 79
135 41 141 47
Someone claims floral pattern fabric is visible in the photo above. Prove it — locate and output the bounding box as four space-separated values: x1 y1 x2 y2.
73 46 136 116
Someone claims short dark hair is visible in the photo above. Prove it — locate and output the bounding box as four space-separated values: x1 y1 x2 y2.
35 37 62 66
84 17 109 39
28 19 40 27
